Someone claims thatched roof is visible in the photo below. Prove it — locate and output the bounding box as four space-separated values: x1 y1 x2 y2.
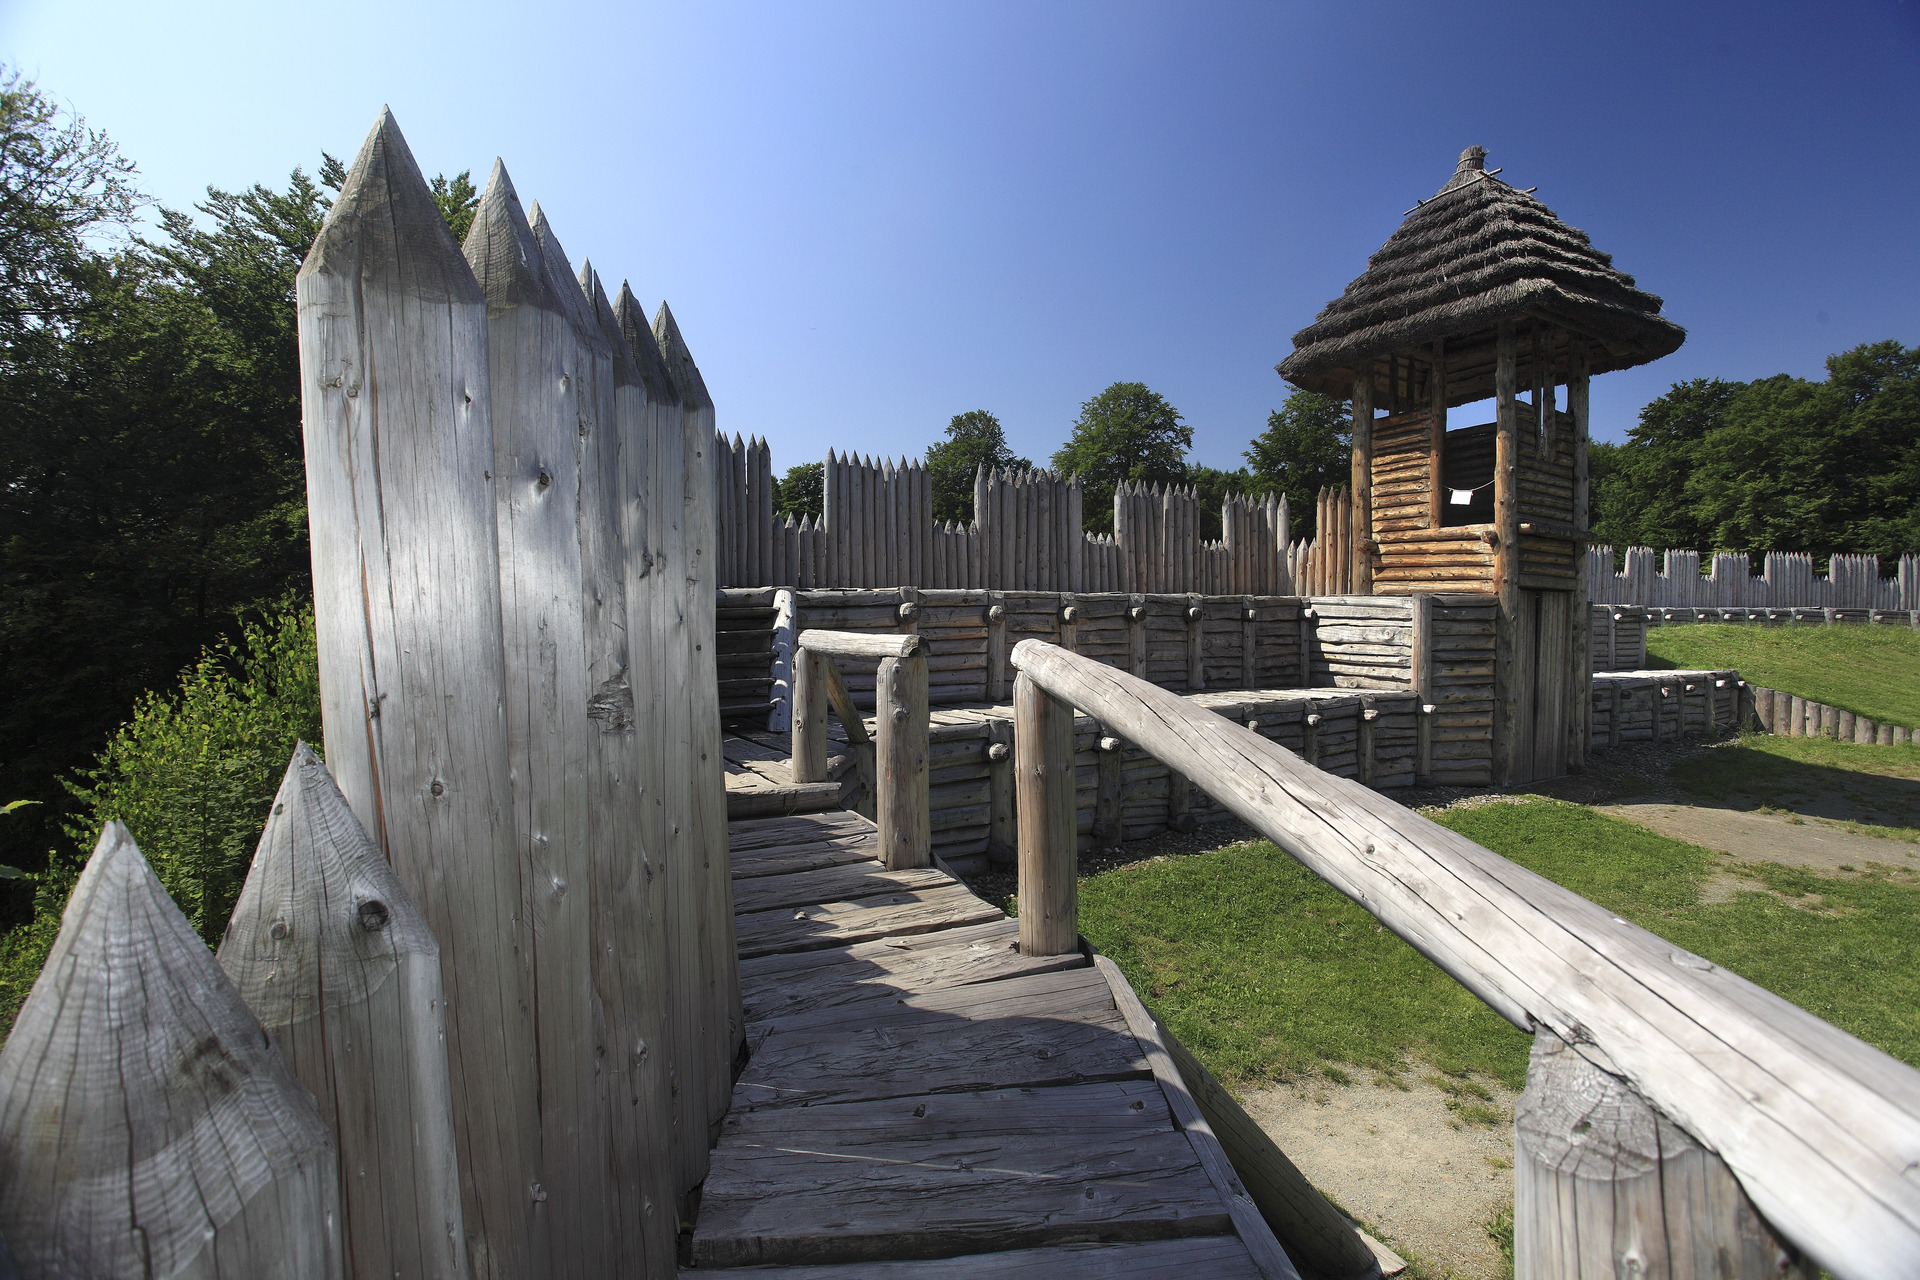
1278 147 1684 402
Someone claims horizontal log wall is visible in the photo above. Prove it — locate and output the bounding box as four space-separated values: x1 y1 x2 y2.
906 688 1427 876
1589 547 1920 610
1589 669 1743 748
1590 605 1650 672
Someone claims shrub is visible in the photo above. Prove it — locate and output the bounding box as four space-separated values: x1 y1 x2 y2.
61 597 321 945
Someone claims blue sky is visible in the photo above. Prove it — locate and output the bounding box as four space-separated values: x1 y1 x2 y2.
6 1 1917 475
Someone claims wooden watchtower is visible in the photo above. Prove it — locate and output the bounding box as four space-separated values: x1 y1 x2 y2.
1279 146 1684 784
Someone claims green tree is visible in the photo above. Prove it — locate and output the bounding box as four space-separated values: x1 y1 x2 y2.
926 410 1030 525
1188 463 1256 542
0 68 141 350
1244 389 1351 542
773 461 824 521
1051 383 1192 534
1592 344 1919 559
430 170 480 241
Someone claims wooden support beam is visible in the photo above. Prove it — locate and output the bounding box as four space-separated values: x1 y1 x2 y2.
1014 670 1078 956
987 721 1016 866
1569 341 1592 772
988 594 1009 700
1429 339 1447 531
1094 731 1124 849
798 629 922 661
1515 1031 1809 1279
1351 361 1374 595
792 649 829 783
875 652 931 869
1493 320 1522 786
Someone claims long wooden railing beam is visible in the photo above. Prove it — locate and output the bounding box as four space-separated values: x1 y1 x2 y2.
1006 637 1920 1280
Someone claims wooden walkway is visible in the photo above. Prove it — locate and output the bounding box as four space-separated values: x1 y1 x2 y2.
685 806 1291 1275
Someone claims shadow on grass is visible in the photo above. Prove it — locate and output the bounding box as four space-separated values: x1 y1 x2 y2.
1668 735 1920 837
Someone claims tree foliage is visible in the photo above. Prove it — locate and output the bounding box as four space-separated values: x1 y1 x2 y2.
1051 383 1192 534
1188 464 1256 542
773 461 823 521
430 169 480 242
0 76 474 911
1592 341 1920 560
926 410 1029 525
1244 389 1351 542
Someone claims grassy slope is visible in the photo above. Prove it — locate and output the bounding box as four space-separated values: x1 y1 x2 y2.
1645 623 1920 727
1079 800 1920 1092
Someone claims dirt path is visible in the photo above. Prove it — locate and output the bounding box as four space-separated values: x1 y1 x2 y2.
1239 1071 1516 1279
1600 800 1919 872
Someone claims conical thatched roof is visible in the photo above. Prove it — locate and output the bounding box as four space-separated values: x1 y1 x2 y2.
1279 147 1684 402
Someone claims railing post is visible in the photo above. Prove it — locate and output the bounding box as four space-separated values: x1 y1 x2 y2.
792 647 828 783
1515 1030 1808 1279
1014 669 1078 956
876 650 930 869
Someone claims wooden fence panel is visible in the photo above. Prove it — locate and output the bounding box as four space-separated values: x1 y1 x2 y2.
1588 546 1918 610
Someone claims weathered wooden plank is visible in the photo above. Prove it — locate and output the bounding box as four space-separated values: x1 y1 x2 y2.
219 746 464 1280
755 962 1120 1040
298 112 539 1272
733 862 953 915
737 919 1086 1022
734 999 1147 1109
0 823 342 1278
728 809 872 849
1096 958 1300 1280
679 1234 1263 1279
693 1082 1228 1268
730 833 878 878
726 780 845 820
733 882 1004 958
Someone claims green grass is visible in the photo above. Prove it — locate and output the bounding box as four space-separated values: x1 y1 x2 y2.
1667 733 1920 843
1644 623 1920 728
1078 799 1920 1091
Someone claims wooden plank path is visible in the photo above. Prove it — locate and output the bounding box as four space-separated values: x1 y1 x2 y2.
685 807 1293 1276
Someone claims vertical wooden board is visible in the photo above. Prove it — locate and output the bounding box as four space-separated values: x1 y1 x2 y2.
0 824 343 1279
1493 322 1522 786
221 746 466 1280
585 269 679 1271
621 289 707 1194
473 182 609 1275
658 303 743 1145
1534 592 1569 780
299 115 540 1277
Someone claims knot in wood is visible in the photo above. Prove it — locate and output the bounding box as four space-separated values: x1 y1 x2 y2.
892 707 908 724
429 779 445 797
357 899 390 931
269 920 290 940
987 743 1010 761
528 1182 548 1203
536 469 552 491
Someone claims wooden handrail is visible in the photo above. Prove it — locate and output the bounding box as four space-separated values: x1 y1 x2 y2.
793 630 929 869
1008 638 1918 1280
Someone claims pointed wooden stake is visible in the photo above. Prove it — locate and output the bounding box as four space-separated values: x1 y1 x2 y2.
0 823 343 1278
297 110 540 1277
220 744 466 1280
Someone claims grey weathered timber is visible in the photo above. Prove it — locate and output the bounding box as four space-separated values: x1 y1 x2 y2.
1015 669 1079 956
732 1010 1146 1112
733 861 952 915
1351 362 1374 595
1008 638 1920 1279
730 832 877 879
219 746 464 1280
1154 1014 1382 1279
659 300 744 1165
469 174 616 1277
0 823 342 1278
1515 1031 1809 1279
1096 958 1301 1280
296 110 541 1276
581 259 681 1267
737 916 1086 1023
876 651 932 868
679 1237 1263 1279
732 882 1003 958
799 628 923 660
791 649 829 782
1493 321 1521 785
692 1082 1230 1268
